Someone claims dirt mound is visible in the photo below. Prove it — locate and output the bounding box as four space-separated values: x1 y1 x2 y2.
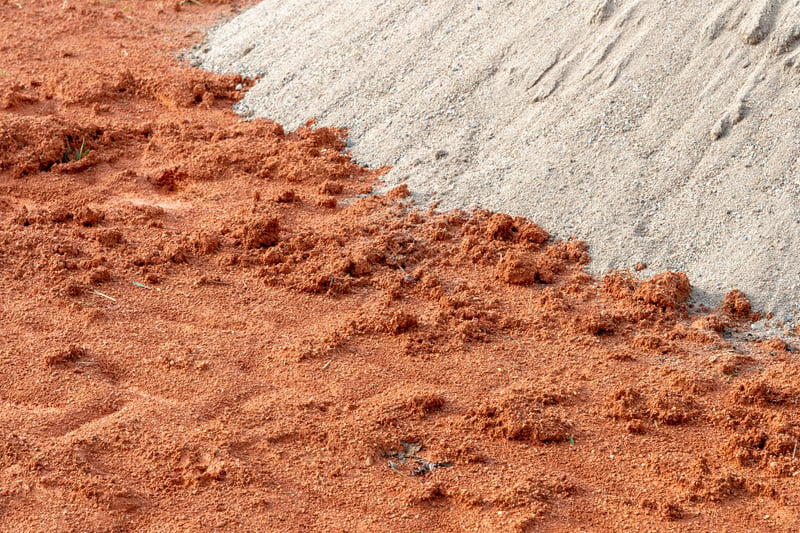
1 1 800 531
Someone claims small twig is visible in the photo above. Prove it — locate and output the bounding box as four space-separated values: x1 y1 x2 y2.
793 440 797 461
322 360 332 370
91 289 116 302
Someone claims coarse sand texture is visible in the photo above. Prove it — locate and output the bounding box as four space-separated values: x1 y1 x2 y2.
192 0 800 321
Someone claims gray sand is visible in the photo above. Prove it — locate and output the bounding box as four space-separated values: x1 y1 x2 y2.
190 0 800 322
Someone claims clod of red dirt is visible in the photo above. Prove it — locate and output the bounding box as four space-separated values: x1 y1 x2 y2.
75 206 103 226
162 240 190 263
692 314 727 332
44 345 88 366
603 387 700 426
87 266 112 284
571 313 616 335
733 367 800 406
547 240 590 264
243 216 280 249
604 387 645 421
723 289 752 317
319 180 343 195
639 499 683 521
317 196 337 208
487 213 516 240
646 390 700 425
517 220 551 246
632 333 667 351
496 251 553 285
714 353 754 375
384 311 418 334
484 213 550 246
602 270 635 299
276 189 298 203
0 117 72 176
494 474 575 512
191 230 220 255
468 390 574 443
634 271 691 310
406 394 445 416
386 183 410 199
96 229 123 247
1 84 40 110
149 168 186 191
763 338 788 353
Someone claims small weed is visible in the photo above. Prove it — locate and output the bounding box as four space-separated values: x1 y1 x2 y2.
568 435 575 446
63 138 90 163
74 139 90 161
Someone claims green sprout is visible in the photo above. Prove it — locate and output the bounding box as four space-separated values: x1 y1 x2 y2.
64 138 90 163
74 139 90 161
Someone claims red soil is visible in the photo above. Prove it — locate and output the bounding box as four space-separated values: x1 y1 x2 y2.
1 1 799 531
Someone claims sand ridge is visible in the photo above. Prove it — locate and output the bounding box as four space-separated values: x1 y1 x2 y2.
191 0 800 323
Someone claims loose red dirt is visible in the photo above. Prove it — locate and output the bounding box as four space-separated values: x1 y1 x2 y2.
1 1 799 531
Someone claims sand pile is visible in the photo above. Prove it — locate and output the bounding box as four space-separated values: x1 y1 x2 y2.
190 0 800 321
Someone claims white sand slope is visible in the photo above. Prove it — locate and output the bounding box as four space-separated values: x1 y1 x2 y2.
191 0 800 321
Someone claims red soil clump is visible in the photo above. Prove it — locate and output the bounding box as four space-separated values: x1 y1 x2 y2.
0 1 798 531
